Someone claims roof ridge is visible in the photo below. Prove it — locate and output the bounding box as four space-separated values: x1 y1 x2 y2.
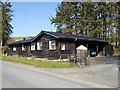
9 31 108 45
43 31 107 42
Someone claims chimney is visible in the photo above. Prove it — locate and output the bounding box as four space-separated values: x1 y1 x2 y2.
23 38 26 40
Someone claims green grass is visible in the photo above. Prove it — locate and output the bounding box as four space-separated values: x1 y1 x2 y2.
2 56 74 68
12 36 34 41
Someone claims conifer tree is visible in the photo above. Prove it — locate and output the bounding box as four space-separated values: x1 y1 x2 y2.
0 1 13 46
50 2 119 45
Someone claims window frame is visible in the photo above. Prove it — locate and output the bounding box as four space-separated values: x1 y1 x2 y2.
49 40 56 50
31 43 36 51
13 46 16 51
61 44 66 50
37 42 42 50
22 44 26 51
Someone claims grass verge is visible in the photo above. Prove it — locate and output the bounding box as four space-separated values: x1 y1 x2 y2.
2 55 74 68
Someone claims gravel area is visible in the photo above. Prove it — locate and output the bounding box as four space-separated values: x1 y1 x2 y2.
41 56 119 87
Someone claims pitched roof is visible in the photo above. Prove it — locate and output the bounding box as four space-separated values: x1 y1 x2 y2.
38 31 107 42
9 38 33 45
9 31 108 45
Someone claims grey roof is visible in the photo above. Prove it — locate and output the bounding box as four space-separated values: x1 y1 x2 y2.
9 38 33 45
41 31 107 42
9 31 107 45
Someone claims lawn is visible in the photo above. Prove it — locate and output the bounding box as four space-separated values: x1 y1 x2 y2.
12 36 34 41
2 55 74 68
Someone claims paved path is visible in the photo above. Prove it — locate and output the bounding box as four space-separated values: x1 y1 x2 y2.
1 61 112 88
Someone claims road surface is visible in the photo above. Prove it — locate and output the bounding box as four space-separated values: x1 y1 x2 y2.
1 61 112 88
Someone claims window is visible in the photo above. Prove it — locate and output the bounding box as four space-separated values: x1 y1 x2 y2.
13 46 16 51
49 40 56 50
61 44 66 50
31 43 35 50
22 44 26 51
37 42 42 50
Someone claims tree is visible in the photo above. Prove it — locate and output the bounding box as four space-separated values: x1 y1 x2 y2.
116 1 120 45
0 2 2 47
50 2 81 34
50 2 119 45
0 1 13 46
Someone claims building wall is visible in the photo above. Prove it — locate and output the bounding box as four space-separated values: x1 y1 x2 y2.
7 33 108 59
54 38 76 59
18 44 30 57
30 34 60 59
8 43 31 57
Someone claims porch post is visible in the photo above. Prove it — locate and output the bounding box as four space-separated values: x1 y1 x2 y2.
86 44 88 49
86 44 89 57
96 45 98 56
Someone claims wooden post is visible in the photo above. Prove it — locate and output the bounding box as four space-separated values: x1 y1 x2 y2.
86 44 88 49
59 43 61 61
60 55 61 61
86 44 89 56
96 45 98 56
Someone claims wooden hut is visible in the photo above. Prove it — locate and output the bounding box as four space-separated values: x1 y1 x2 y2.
8 31 109 59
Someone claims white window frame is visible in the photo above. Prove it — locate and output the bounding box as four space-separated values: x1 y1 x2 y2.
22 44 26 51
13 46 16 51
31 43 36 51
61 44 66 50
37 42 42 50
49 40 56 50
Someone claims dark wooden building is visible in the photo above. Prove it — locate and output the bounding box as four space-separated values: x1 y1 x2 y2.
8 31 109 59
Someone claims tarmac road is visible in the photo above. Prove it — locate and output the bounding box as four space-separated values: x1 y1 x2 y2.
1 61 112 88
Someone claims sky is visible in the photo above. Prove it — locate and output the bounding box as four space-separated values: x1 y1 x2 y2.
11 2 60 37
